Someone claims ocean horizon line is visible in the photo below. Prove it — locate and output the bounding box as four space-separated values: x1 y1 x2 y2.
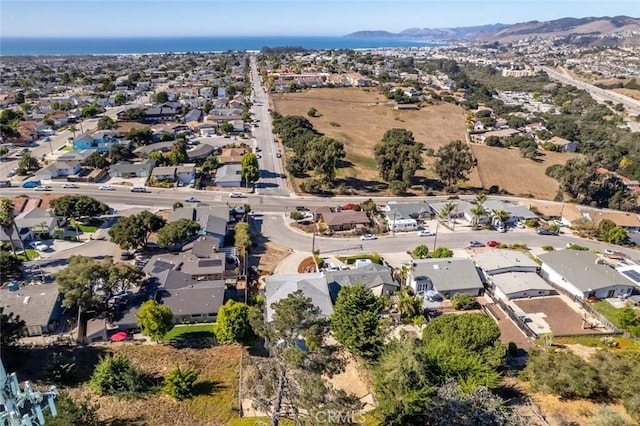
0 35 437 56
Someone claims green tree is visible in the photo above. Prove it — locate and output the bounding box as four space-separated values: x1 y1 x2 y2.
0 307 25 350
152 91 169 103
305 136 345 184
0 197 26 257
0 251 22 282
241 152 260 186
162 364 199 401
157 219 200 249
168 139 188 165
55 256 142 312
433 140 475 187
219 121 234 134
136 300 174 342
50 195 109 220
412 244 429 259
97 116 116 130
307 107 318 117
108 210 166 250
431 247 453 258
374 128 423 185
213 300 253 343
90 354 147 398
234 222 251 248
125 127 153 145
451 293 479 310
80 102 105 118
200 154 219 174
108 143 132 163
84 151 109 169
18 151 40 172
331 284 383 360
44 390 101 426
114 93 127 106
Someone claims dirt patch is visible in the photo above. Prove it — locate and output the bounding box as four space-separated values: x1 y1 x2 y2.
512 296 611 336
470 145 580 199
297 256 317 273
256 240 291 274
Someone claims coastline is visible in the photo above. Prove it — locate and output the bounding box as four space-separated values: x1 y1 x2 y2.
0 35 436 56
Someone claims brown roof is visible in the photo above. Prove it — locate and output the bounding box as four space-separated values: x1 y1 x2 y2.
23 198 42 214
39 194 63 210
219 148 248 164
322 210 370 227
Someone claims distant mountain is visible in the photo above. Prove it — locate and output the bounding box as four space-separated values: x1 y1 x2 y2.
344 30 399 39
344 16 640 44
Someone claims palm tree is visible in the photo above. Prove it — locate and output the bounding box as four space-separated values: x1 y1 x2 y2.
438 201 457 230
0 197 27 258
493 209 510 226
18 152 40 172
397 291 423 320
470 204 488 229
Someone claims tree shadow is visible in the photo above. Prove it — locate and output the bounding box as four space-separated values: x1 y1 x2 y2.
193 379 224 397
105 415 147 426
336 159 355 169
339 177 388 193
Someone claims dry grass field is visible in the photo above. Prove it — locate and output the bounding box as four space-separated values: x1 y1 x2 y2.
470 145 579 199
613 88 640 101
273 88 576 199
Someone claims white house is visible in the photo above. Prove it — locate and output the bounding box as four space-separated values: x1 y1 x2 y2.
538 250 635 299
176 163 196 185
35 161 81 181
407 258 484 297
214 164 242 187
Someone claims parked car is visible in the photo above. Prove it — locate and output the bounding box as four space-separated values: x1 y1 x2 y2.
515 222 525 229
62 183 79 189
184 196 198 203
536 227 558 235
230 192 245 198
467 241 485 248
29 241 48 251
276 151 282 158
361 233 377 241
486 240 501 247
295 206 308 212
120 251 132 260
34 185 52 191
495 225 506 233
6 168 16 177
417 230 435 237
98 185 115 191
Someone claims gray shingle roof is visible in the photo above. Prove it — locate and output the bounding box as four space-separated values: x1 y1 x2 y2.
265 273 333 322
411 258 483 293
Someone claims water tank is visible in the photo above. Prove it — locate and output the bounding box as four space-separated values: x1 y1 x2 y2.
7 281 19 292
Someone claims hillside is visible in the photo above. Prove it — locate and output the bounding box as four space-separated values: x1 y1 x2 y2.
345 15 640 44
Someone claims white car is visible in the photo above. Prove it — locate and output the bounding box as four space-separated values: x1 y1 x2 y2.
62 183 79 189
34 185 52 191
361 233 377 241
417 230 435 237
99 185 115 191
29 241 48 251
184 196 198 203
230 192 245 198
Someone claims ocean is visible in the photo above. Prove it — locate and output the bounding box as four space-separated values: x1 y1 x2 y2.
0 36 435 56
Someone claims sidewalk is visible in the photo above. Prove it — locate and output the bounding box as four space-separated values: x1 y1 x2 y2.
273 250 312 274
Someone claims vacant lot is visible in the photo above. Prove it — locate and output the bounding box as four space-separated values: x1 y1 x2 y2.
273 88 576 199
273 88 469 190
513 296 612 337
470 145 579 199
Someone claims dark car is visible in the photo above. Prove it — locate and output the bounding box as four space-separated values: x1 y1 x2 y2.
536 227 558 235
295 206 309 212
120 251 132 260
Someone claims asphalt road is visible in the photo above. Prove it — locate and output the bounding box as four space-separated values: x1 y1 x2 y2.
249 54 289 196
542 66 640 118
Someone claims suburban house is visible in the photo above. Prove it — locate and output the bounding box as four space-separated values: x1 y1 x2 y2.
583 211 640 233
546 136 578 152
108 159 156 179
472 250 555 300
317 207 371 232
386 201 436 231
176 164 196 185
219 148 249 164
15 207 59 240
35 161 82 181
56 150 93 165
187 144 216 161
406 258 484 297
141 104 180 122
214 164 243 187
482 200 539 225
160 280 230 324
169 208 229 248
150 166 177 182
538 250 636 299
183 109 203 123
0 284 63 336
72 131 124 152
326 262 399 302
264 273 334 322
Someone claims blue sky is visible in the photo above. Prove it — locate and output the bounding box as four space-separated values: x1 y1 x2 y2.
1 0 638 37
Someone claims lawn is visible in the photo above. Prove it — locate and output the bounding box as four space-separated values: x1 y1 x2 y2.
76 218 104 233
591 300 623 329
162 323 215 342
17 248 39 260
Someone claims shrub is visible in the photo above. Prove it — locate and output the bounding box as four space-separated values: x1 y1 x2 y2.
541 245 555 251
412 244 429 259
43 352 77 386
590 405 630 426
567 243 589 251
431 247 453 258
451 293 479 310
507 342 518 357
524 218 539 228
289 211 303 220
90 354 148 398
162 364 198 401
